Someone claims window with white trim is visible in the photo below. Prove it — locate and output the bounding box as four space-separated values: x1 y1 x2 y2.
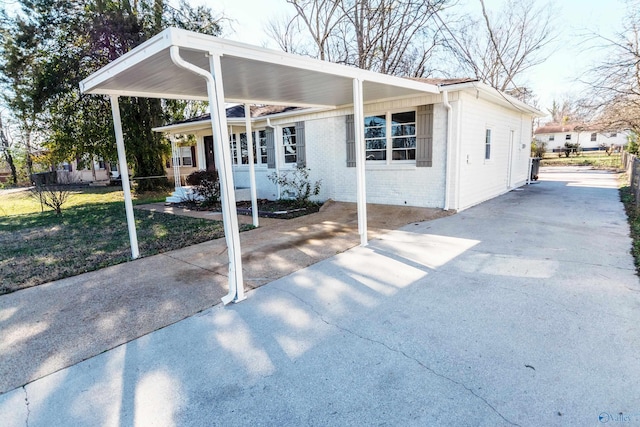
365 110 416 162
549 135 555 142
240 132 249 164
228 129 269 166
229 133 238 165
485 129 492 160
565 134 572 140
180 147 193 166
254 130 267 164
282 125 297 164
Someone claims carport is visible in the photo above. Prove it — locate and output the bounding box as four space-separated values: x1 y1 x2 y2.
80 27 439 304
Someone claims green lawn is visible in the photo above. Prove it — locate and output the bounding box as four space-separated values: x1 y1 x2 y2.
0 187 252 294
620 186 640 275
540 151 622 168
0 186 167 216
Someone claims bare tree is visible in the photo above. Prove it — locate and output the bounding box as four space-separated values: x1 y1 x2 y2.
268 0 449 77
342 0 448 76
29 172 75 215
287 0 343 60
581 1 640 134
546 98 589 124
265 13 307 54
439 0 557 93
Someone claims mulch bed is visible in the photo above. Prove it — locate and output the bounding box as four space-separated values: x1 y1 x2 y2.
174 199 322 219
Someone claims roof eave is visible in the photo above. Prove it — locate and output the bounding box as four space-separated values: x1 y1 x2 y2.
438 81 545 117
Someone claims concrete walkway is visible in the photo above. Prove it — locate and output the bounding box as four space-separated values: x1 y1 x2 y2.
2 167 639 426
0 201 448 395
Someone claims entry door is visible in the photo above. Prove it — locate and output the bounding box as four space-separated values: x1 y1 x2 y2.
204 136 216 171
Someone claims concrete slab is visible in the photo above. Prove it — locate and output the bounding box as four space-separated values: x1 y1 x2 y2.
1 167 639 426
0 201 448 395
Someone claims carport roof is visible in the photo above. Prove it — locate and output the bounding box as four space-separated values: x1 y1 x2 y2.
80 27 439 107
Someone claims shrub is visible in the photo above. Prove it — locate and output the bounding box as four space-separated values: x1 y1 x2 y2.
531 140 546 158
268 166 322 205
29 172 74 215
627 133 639 155
185 170 220 206
563 142 580 157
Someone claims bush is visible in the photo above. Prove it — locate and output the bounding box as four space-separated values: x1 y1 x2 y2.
186 170 220 206
268 166 322 205
531 140 546 158
563 142 581 157
627 133 639 155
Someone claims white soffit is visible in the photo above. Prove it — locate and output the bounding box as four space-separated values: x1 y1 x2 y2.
80 28 439 107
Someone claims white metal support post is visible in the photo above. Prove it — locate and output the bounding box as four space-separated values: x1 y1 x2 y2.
169 46 245 304
352 78 368 246
244 104 259 227
208 53 246 304
109 95 140 259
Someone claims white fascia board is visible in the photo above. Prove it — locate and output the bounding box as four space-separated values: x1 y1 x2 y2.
154 106 330 134
363 74 440 94
441 81 544 116
332 92 441 111
85 88 208 101
224 98 335 109
153 121 211 133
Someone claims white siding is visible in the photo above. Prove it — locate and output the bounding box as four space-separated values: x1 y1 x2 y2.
456 92 533 211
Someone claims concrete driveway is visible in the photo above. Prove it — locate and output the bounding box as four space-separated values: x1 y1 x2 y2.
1 166 639 426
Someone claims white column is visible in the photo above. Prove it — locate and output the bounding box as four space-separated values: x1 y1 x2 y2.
352 78 368 246
171 137 180 189
109 95 140 259
244 104 259 227
197 136 206 171
208 53 246 304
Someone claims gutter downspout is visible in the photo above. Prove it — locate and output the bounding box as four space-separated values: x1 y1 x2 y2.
443 90 453 211
266 118 281 199
170 46 245 304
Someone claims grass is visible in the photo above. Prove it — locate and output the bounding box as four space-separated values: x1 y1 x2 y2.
540 151 622 168
0 186 168 216
620 185 640 275
0 186 253 295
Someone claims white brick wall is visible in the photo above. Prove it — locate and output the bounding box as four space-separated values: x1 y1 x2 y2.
304 105 448 208
174 89 534 211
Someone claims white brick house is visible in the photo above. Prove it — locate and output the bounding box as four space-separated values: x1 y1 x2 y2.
157 80 539 212
81 28 542 302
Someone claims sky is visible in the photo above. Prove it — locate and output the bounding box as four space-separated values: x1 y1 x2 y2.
2 0 629 116
191 0 629 116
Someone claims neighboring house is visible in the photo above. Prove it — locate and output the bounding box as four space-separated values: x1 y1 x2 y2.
57 157 116 183
534 123 629 153
156 79 541 212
